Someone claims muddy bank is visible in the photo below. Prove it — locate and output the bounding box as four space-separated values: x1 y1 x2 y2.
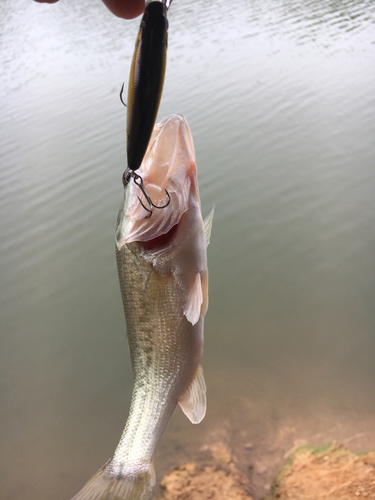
153 365 375 499
156 442 375 500
265 444 375 500
156 443 254 500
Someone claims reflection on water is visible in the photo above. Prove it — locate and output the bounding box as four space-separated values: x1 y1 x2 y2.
1 0 375 499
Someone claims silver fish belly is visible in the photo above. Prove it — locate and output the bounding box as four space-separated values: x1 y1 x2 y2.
71 114 213 500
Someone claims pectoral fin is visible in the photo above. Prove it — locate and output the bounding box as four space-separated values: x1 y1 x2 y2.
183 273 203 325
203 205 215 247
178 366 206 424
201 270 209 318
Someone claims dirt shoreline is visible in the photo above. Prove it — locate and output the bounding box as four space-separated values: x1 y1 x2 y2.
156 442 375 500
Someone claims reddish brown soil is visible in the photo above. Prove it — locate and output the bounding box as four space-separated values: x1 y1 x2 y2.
265 444 375 500
156 442 375 500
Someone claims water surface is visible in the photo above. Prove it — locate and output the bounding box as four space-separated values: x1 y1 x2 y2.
1 1 375 498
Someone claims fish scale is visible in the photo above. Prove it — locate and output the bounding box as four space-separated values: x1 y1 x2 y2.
111 255 192 474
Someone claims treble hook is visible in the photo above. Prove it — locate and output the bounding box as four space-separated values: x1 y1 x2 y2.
123 169 171 218
119 83 127 107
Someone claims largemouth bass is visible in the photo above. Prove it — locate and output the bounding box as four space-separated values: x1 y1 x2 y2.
71 114 213 500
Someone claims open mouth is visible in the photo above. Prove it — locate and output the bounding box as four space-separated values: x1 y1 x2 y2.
141 221 179 251
116 115 196 250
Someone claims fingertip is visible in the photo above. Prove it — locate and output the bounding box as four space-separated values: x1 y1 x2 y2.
101 0 145 19
33 0 60 4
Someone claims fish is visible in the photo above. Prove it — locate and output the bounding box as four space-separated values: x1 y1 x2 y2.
126 0 169 172
71 114 214 500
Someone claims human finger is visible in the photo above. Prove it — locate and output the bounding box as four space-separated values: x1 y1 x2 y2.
101 0 145 19
33 0 145 19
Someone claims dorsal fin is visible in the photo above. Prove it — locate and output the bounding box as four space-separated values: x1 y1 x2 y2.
178 366 206 424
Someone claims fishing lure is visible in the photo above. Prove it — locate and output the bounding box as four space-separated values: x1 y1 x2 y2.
120 0 173 215
126 0 169 173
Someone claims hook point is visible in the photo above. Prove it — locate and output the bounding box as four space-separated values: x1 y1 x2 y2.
119 83 127 107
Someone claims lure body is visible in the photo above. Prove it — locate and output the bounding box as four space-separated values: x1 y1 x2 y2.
126 1 168 172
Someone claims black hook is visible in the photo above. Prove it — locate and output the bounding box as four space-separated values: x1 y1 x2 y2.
119 83 127 107
123 169 171 218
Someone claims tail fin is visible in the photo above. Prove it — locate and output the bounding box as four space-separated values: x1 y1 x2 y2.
71 461 155 500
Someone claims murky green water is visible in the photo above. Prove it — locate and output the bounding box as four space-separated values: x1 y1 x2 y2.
1 0 375 498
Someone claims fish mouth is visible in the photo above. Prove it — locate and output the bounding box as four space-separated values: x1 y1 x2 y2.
140 221 179 252
116 114 198 250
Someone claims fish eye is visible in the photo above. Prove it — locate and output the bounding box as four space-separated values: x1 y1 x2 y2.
122 169 132 187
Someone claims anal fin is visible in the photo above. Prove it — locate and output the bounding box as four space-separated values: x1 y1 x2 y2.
178 366 206 424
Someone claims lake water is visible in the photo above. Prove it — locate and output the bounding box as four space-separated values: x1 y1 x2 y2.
1 0 375 498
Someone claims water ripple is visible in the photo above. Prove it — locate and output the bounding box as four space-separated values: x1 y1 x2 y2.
1 1 375 499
